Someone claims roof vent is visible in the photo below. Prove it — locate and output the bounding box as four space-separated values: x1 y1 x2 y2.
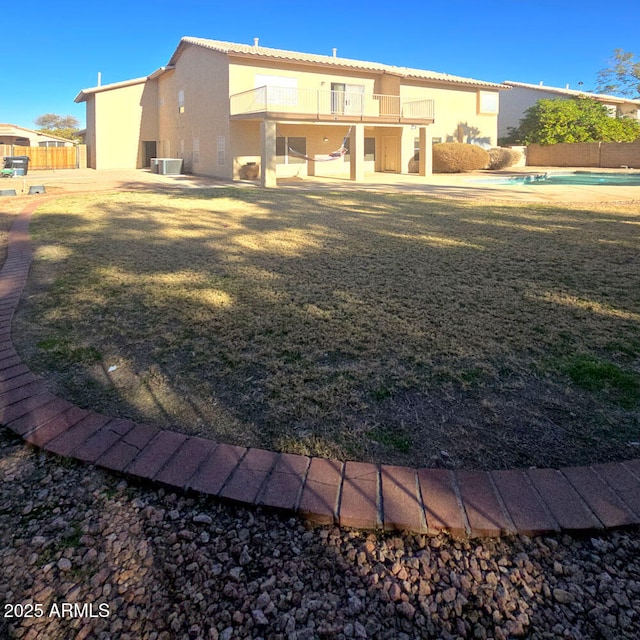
253 38 259 48
332 48 337 57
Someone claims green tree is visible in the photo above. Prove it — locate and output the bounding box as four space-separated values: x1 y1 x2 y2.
503 97 640 145
595 49 640 98
34 113 81 142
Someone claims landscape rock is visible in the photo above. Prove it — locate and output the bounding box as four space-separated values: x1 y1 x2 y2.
1 430 640 639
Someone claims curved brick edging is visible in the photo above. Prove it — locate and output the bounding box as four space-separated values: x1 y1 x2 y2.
2 199 640 538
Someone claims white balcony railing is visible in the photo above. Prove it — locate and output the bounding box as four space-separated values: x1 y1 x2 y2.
230 86 435 121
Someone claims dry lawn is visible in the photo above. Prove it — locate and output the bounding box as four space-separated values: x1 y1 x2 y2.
12 188 640 470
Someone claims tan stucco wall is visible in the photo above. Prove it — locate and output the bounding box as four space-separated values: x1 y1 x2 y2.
230 120 261 171
77 144 87 169
157 47 231 178
85 97 97 169
229 58 377 100
93 83 146 169
401 82 499 147
140 80 159 141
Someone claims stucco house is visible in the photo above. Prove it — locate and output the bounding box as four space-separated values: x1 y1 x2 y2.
498 81 640 140
75 37 506 186
0 123 76 147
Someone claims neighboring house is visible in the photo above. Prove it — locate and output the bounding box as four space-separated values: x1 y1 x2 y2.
0 123 76 147
75 37 507 185
499 81 640 140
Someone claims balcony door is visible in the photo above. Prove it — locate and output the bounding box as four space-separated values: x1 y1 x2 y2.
331 83 365 115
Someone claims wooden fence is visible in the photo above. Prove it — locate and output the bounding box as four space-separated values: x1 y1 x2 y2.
1 145 79 170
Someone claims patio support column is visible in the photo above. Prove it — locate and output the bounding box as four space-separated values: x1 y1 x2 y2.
349 124 365 182
419 126 432 176
307 155 316 177
260 119 277 188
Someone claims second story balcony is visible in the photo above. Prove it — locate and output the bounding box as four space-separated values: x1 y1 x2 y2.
230 86 435 124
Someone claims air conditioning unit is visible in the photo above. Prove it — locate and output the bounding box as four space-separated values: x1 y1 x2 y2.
157 158 183 175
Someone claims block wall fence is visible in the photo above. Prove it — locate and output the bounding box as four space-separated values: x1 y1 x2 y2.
526 141 640 168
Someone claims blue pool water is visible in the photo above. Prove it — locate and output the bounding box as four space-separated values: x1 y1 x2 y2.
470 171 640 186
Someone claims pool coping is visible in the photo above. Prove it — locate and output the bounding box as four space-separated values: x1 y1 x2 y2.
2 197 640 538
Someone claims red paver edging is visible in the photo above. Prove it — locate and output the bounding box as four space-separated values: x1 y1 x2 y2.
2 197 640 538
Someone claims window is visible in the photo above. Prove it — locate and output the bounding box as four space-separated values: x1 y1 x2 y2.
193 137 200 164
217 136 225 166
178 90 185 113
364 137 375 161
342 136 376 161
38 141 66 147
478 91 498 114
276 136 306 164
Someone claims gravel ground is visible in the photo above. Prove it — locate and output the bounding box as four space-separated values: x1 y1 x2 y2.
1 430 640 639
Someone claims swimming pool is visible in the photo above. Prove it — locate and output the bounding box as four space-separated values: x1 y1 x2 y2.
469 171 640 186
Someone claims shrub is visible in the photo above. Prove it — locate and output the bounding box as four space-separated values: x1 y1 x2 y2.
432 143 489 173
487 147 522 170
512 97 640 145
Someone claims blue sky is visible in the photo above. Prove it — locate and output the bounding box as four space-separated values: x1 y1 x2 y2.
2 0 638 130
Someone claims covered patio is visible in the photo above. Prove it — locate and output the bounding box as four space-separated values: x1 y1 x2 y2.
230 84 435 187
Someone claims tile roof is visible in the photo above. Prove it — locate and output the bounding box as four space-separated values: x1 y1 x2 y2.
172 37 507 90
74 77 149 103
503 81 640 105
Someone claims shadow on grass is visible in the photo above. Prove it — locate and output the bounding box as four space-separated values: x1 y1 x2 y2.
12 186 640 470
